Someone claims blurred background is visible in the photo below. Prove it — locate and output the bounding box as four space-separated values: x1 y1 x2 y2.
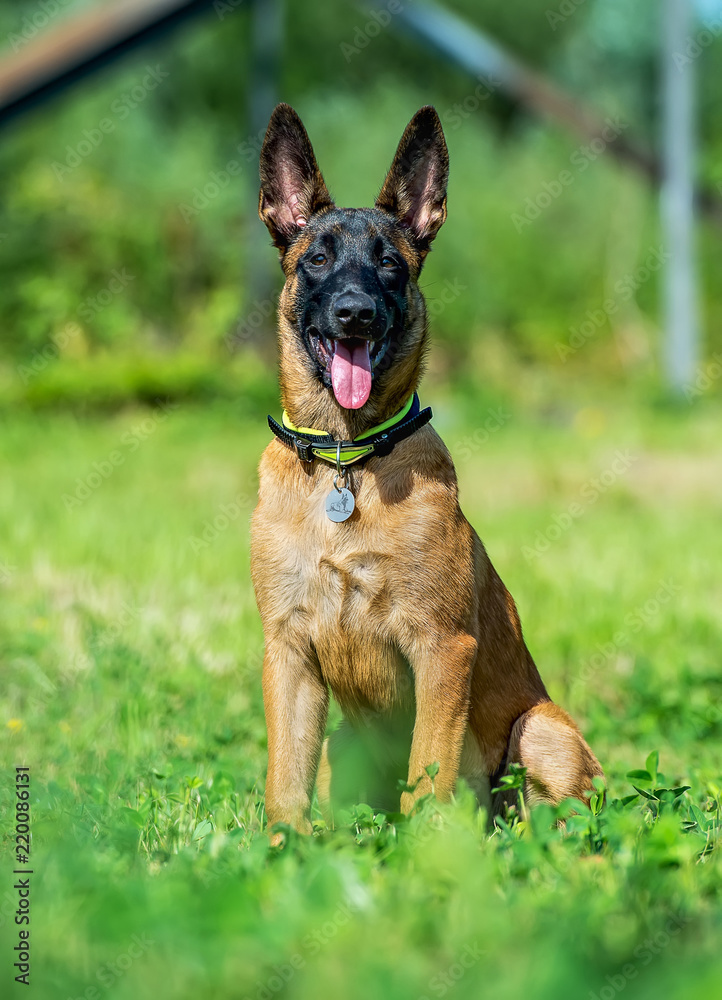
1 0 721 411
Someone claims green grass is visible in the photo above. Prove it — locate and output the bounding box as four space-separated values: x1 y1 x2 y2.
1 383 721 999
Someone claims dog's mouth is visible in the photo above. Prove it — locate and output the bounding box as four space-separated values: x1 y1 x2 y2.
309 329 390 409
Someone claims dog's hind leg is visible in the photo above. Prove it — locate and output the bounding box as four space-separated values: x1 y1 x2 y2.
504 701 603 808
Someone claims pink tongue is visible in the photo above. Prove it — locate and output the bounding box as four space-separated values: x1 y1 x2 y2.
330 340 372 409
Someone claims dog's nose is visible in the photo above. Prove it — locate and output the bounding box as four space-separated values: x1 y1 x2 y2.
333 291 377 331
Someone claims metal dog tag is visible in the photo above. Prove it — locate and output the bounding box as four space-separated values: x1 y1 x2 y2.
325 486 355 522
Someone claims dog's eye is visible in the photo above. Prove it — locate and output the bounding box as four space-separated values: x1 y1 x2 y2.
310 253 327 266
380 256 397 269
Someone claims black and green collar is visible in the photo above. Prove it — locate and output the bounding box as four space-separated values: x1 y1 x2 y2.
268 393 433 467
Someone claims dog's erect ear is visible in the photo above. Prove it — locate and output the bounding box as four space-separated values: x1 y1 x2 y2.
375 106 449 253
258 103 334 251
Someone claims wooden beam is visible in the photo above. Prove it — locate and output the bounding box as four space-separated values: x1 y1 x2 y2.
0 0 222 126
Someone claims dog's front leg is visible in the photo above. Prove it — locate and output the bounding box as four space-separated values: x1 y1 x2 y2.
262 640 328 842
401 634 476 813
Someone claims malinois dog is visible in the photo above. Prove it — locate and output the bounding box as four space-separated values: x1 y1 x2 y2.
251 103 602 842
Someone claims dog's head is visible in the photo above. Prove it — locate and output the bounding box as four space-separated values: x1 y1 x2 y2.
259 104 448 433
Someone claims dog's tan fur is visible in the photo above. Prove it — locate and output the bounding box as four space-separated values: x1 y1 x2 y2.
251 105 602 841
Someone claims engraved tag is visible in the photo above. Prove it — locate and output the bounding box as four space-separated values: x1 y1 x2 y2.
325 487 355 522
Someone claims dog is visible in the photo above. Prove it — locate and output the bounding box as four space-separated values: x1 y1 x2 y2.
251 103 603 842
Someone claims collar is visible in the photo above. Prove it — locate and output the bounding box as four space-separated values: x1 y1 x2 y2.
267 393 433 467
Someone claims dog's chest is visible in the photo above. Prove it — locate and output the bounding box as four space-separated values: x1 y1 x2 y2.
253 470 413 710
272 485 401 636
